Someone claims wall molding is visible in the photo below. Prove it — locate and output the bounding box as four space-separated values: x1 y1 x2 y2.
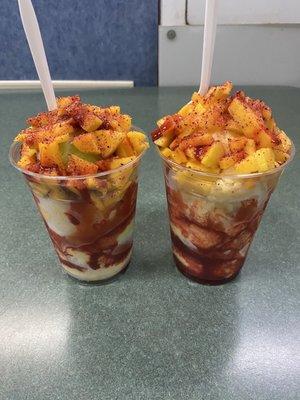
0 80 134 90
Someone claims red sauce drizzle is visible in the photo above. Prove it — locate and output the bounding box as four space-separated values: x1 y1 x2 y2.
32 182 138 272
166 184 271 284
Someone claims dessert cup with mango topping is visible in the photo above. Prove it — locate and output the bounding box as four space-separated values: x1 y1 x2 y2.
10 96 148 282
152 82 294 284
161 152 294 285
10 143 145 282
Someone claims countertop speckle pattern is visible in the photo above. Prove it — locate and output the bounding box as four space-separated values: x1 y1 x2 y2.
0 87 299 400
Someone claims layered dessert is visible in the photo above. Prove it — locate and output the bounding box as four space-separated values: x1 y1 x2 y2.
151 82 293 284
11 96 148 281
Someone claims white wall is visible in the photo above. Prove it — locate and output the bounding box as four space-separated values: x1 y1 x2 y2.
187 0 300 25
159 0 300 86
161 0 186 26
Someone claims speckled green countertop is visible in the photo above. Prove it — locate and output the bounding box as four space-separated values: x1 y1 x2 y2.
0 87 299 400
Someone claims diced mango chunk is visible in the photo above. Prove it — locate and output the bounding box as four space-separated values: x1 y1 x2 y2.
39 143 62 170
27 110 59 127
170 149 187 164
154 130 174 147
21 143 36 158
235 148 275 173
157 117 166 127
265 118 276 131
127 131 149 155
178 103 193 117
257 130 273 148
38 134 69 170
80 113 103 132
205 81 233 103
51 122 75 137
72 133 99 154
228 98 263 138
108 105 121 115
254 148 276 171
185 146 196 159
186 160 205 171
93 130 126 158
14 132 28 142
262 107 272 120
197 133 214 146
229 137 247 152
191 92 205 105
110 114 131 132
35 122 74 146
116 137 135 157
244 139 256 155
110 157 135 170
179 133 213 149
226 119 243 134
201 142 225 168
160 147 172 158
273 149 289 163
186 160 219 174
219 155 236 170
67 154 98 175
194 103 205 113
56 96 79 109
18 145 37 169
275 130 292 153
90 191 105 211
219 152 244 170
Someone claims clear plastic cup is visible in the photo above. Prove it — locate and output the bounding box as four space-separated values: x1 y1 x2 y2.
160 146 294 285
10 141 146 283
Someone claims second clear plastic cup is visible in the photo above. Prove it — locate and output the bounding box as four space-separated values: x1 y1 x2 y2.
160 149 294 285
10 141 145 283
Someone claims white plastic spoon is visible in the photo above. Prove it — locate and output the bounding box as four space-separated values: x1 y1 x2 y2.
199 0 219 95
18 0 56 110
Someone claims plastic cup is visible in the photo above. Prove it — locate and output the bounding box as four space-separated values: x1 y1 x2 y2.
159 146 294 285
10 141 146 283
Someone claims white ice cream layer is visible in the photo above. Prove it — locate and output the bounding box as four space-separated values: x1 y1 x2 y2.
117 219 134 245
37 197 76 236
180 178 266 207
212 178 266 205
64 249 90 269
173 248 190 268
170 222 197 251
37 194 134 281
62 251 131 281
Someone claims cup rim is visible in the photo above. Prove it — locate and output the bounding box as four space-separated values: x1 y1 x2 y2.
156 139 295 179
9 126 147 181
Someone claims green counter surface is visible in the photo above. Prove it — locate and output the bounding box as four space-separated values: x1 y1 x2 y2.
0 87 299 400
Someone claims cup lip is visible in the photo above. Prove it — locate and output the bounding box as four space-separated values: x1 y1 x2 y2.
156 139 295 179
9 125 147 181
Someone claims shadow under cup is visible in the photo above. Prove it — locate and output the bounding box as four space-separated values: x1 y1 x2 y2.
161 152 294 285
10 142 144 282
